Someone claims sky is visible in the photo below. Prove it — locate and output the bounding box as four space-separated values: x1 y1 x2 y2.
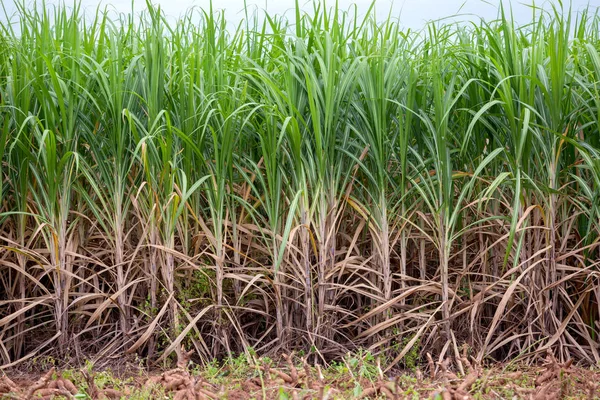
0 0 597 29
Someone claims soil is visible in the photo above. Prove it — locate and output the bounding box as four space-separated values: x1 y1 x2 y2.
1 352 600 399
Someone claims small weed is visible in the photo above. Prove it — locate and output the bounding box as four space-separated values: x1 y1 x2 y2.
343 349 379 381
228 353 256 380
277 387 291 399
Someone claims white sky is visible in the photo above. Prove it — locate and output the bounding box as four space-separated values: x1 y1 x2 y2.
1 0 597 29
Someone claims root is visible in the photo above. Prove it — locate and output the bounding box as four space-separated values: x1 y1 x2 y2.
532 349 573 400
24 367 55 398
143 347 217 400
0 368 81 400
432 351 482 399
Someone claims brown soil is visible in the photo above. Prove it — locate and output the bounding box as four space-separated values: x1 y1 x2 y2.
1 351 599 399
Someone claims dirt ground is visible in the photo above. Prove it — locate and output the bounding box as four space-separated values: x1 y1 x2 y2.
1 351 599 399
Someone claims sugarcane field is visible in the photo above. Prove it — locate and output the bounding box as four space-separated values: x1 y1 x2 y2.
1 0 600 398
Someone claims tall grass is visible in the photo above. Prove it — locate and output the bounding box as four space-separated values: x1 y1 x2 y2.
0 1 599 369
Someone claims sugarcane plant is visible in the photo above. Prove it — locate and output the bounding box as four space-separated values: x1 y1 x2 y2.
0 0 599 369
